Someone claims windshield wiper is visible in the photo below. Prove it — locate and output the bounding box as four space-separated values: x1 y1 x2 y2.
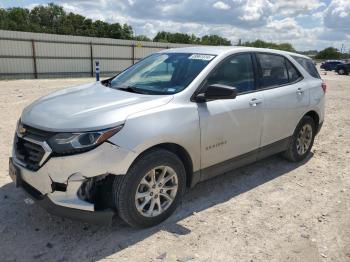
101 78 112 87
115 86 150 95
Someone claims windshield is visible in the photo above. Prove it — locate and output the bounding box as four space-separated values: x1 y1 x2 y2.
109 53 215 94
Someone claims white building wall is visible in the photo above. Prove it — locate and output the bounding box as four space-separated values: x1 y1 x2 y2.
0 30 193 79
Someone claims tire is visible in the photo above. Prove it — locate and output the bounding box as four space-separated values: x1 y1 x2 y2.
113 149 186 228
282 116 316 162
338 69 345 75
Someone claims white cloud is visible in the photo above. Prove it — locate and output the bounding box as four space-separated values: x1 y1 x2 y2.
318 29 349 41
273 0 325 15
212 1 231 10
266 17 301 35
324 0 350 30
24 3 41 10
18 0 348 51
127 0 135 6
239 0 273 22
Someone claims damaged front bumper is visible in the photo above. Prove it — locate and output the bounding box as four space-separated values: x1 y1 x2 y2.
12 170 115 224
9 142 137 225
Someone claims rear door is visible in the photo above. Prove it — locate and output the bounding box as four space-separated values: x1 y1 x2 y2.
255 53 309 148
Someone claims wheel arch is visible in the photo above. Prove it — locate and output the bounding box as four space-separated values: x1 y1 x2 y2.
130 143 194 188
303 110 320 132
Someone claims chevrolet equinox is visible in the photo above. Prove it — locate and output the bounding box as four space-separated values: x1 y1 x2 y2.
9 47 325 227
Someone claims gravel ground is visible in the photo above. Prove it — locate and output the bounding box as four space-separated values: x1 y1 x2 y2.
0 71 349 262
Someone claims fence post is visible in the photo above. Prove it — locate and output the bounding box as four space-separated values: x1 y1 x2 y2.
95 61 100 81
90 42 94 77
31 39 38 79
132 43 135 64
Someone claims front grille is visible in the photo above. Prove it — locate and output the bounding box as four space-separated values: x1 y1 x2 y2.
21 124 55 140
15 125 54 171
15 137 46 170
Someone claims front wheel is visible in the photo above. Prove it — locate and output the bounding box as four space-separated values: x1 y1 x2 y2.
113 149 186 228
283 116 316 162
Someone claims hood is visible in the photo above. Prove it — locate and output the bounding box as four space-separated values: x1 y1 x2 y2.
21 82 173 132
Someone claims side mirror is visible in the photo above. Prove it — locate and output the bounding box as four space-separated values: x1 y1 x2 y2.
196 84 237 102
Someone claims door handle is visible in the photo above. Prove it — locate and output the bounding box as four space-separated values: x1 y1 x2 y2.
296 88 304 95
249 98 262 107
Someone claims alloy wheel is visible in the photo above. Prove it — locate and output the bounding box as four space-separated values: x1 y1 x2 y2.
296 123 313 155
135 166 178 217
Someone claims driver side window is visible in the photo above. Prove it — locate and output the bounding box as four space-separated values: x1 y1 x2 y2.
207 53 255 94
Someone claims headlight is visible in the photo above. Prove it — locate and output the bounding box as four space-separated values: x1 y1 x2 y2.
48 125 123 155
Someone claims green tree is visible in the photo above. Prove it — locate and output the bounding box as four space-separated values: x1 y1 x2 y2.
92 20 109 37
0 3 134 40
29 3 66 33
153 31 231 45
133 35 151 41
277 43 295 52
200 35 231 46
190 34 200 44
241 39 295 52
153 31 169 42
315 47 341 59
153 31 192 44
0 8 9 29
5 7 31 31
122 24 133 39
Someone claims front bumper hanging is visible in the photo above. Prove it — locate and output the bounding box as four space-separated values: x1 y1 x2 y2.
9 157 115 225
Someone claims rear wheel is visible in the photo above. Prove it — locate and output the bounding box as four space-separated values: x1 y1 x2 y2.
283 116 316 162
113 149 186 228
338 69 346 75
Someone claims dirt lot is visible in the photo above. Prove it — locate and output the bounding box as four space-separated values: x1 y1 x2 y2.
0 71 349 262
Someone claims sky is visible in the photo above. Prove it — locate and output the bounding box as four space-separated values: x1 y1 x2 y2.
1 0 349 51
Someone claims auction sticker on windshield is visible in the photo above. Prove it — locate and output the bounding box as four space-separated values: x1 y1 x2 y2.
189 54 215 61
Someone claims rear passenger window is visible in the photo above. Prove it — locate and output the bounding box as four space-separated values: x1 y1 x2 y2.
291 56 320 79
285 60 302 83
207 53 255 94
257 54 289 88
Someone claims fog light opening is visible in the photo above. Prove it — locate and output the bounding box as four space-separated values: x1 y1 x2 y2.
51 182 67 192
77 174 115 211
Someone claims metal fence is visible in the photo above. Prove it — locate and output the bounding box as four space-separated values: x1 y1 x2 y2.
0 30 192 79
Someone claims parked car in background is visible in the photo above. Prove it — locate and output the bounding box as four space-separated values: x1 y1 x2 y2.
9 47 325 227
320 60 343 71
336 63 350 75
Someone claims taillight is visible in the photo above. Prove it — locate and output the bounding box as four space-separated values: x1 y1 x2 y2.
321 82 327 93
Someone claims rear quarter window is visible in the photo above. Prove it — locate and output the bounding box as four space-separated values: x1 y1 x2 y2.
285 59 303 83
292 56 320 79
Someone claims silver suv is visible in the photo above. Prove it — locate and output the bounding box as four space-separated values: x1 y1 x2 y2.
9 47 325 227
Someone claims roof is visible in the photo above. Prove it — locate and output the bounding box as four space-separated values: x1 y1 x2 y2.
161 46 310 59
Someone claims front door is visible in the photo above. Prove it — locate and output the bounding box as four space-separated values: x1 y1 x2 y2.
197 53 263 181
